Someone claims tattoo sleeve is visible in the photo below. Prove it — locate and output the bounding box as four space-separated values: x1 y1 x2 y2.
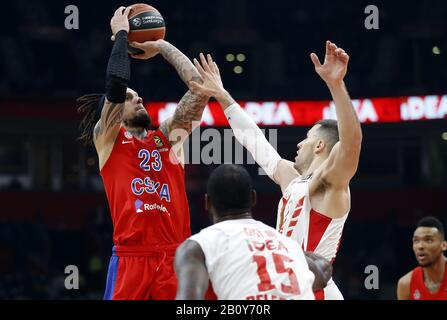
157 41 202 85
157 41 209 144
94 102 124 141
160 91 209 146
172 91 208 132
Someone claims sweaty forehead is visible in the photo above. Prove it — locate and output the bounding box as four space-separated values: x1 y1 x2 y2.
413 227 440 238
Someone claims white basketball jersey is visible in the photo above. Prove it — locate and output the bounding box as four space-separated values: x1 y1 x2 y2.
189 218 315 300
276 176 349 263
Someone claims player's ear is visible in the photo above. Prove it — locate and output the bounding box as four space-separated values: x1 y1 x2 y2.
441 240 447 252
315 139 325 154
251 190 257 207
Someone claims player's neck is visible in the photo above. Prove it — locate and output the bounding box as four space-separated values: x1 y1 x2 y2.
125 126 147 140
303 157 325 176
423 256 446 283
214 212 252 223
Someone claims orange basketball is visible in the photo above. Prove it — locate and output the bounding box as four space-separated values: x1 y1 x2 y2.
127 3 166 43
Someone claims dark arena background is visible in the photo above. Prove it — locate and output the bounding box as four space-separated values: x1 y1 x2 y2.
0 0 446 300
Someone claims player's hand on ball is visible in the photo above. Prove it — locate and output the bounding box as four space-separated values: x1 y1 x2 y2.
310 40 349 87
128 41 161 59
189 53 224 98
110 6 131 36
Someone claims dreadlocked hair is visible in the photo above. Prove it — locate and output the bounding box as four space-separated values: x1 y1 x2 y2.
76 93 103 146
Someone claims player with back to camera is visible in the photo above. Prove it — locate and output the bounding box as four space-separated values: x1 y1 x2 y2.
188 41 362 300
397 216 447 300
174 164 332 300
77 7 211 299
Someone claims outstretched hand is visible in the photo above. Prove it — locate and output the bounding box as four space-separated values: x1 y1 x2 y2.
310 41 350 87
189 53 225 98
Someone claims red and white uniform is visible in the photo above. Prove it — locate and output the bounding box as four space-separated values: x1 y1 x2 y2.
101 128 190 300
189 219 315 300
277 175 348 300
409 262 447 300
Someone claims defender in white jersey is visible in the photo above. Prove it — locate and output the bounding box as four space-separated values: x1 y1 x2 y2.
188 42 362 299
175 164 332 300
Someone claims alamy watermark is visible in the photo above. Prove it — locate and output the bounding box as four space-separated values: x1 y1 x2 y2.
163 123 279 176
65 4 380 31
65 5 79 30
64 265 79 290
364 265 379 290
364 5 379 30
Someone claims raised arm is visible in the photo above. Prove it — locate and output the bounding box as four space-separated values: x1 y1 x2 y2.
94 7 131 154
129 41 209 146
311 41 362 187
189 54 298 189
174 240 209 300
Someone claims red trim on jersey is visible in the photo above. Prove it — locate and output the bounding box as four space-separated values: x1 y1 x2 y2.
306 209 332 252
285 197 304 234
291 197 304 219
278 196 289 233
205 282 218 300
314 289 325 300
288 220 298 228
410 262 447 300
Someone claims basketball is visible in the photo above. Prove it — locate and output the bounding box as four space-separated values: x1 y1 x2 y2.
127 3 166 55
128 3 166 43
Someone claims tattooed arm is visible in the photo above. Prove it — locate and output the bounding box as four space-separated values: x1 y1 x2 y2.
93 100 124 146
131 40 210 145
93 7 131 169
158 44 210 145
159 91 209 146
93 100 125 170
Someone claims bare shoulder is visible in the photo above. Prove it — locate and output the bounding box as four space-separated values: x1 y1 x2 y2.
308 164 351 218
175 240 204 264
274 159 300 193
93 121 104 152
398 270 413 287
397 270 413 300
158 118 172 140
93 120 119 171
93 99 124 148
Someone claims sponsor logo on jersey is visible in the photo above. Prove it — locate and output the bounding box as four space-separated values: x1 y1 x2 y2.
134 201 170 216
154 135 164 148
134 198 170 215
135 199 144 213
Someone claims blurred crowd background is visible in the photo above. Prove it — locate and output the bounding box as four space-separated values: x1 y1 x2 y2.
0 0 446 299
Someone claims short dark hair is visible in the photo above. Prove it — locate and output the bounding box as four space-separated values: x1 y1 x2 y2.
314 119 339 151
207 164 253 216
417 216 445 238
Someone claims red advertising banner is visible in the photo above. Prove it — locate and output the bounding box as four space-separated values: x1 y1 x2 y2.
145 94 447 127
1 95 446 126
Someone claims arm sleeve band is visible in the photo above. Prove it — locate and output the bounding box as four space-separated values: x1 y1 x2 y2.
224 103 282 180
105 30 130 103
